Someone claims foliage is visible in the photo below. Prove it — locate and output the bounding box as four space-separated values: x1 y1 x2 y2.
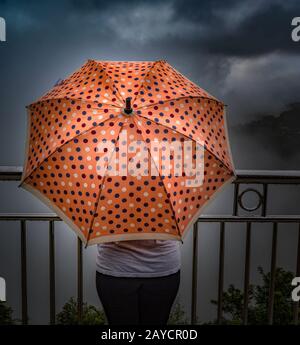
211 266 299 325
168 301 189 325
56 297 106 325
0 301 14 325
56 297 189 325
5 265 296 325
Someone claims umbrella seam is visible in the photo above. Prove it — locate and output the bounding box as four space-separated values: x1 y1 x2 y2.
28 59 126 108
131 116 183 242
94 60 126 104
134 112 234 173
135 95 224 111
85 121 127 246
131 60 162 105
27 96 123 110
163 61 222 104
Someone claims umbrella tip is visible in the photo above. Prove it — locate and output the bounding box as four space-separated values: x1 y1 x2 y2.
124 97 133 115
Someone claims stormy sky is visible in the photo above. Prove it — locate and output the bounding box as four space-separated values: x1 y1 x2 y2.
0 0 300 169
0 0 300 324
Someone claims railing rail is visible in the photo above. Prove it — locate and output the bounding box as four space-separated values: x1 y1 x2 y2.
191 169 300 325
0 167 300 325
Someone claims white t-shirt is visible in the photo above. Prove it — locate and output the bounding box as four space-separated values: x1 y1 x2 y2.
96 239 181 278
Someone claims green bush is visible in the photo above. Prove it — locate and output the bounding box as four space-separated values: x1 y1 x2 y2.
168 301 189 325
211 266 299 325
56 297 189 325
56 297 106 325
0 301 14 325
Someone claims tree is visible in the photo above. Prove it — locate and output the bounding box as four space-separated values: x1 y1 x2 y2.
211 266 299 325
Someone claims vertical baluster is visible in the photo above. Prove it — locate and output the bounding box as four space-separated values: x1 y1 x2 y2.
191 222 198 325
217 222 225 324
262 183 268 217
77 238 83 322
292 223 300 325
20 220 28 325
49 220 55 324
233 183 239 216
268 222 278 325
242 222 252 325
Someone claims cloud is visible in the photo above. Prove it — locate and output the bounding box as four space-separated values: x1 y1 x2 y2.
1 0 300 170
3 0 300 56
202 3 300 57
1 0 300 62
68 0 300 56
221 52 300 123
230 103 300 169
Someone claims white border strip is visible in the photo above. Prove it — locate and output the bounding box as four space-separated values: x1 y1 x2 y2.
21 181 182 246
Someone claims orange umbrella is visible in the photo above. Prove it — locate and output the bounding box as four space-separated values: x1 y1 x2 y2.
20 60 235 246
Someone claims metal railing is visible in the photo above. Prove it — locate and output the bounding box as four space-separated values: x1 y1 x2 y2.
192 170 300 325
0 167 300 325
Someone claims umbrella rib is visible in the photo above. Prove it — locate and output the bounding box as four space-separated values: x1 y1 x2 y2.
131 116 183 242
136 95 224 111
20 114 121 186
164 62 223 104
31 59 127 108
85 121 126 246
28 96 123 110
135 112 233 173
95 61 126 104
131 60 162 105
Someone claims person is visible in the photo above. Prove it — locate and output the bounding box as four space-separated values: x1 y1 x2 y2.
96 239 181 325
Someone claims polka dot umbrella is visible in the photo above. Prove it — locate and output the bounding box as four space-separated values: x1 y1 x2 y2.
19 60 235 246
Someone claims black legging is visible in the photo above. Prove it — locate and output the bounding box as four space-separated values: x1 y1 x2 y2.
96 270 180 325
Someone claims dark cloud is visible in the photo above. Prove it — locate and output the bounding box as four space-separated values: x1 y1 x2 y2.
202 3 300 57
2 0 300 57
0 0 300 168
231 103 300 169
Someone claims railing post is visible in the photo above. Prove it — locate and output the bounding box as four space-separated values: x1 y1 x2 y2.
49 220 55 324
262 183 268 216
77 238 83 323
268 222 278 325
217 222 225 324
191 222 198 325
20 220 28 325
233 183 239 216
242 222 252 325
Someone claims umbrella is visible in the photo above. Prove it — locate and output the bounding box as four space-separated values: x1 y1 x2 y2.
20 60 235 246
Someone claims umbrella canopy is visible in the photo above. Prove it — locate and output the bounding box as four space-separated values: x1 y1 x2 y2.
20 60 235 245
